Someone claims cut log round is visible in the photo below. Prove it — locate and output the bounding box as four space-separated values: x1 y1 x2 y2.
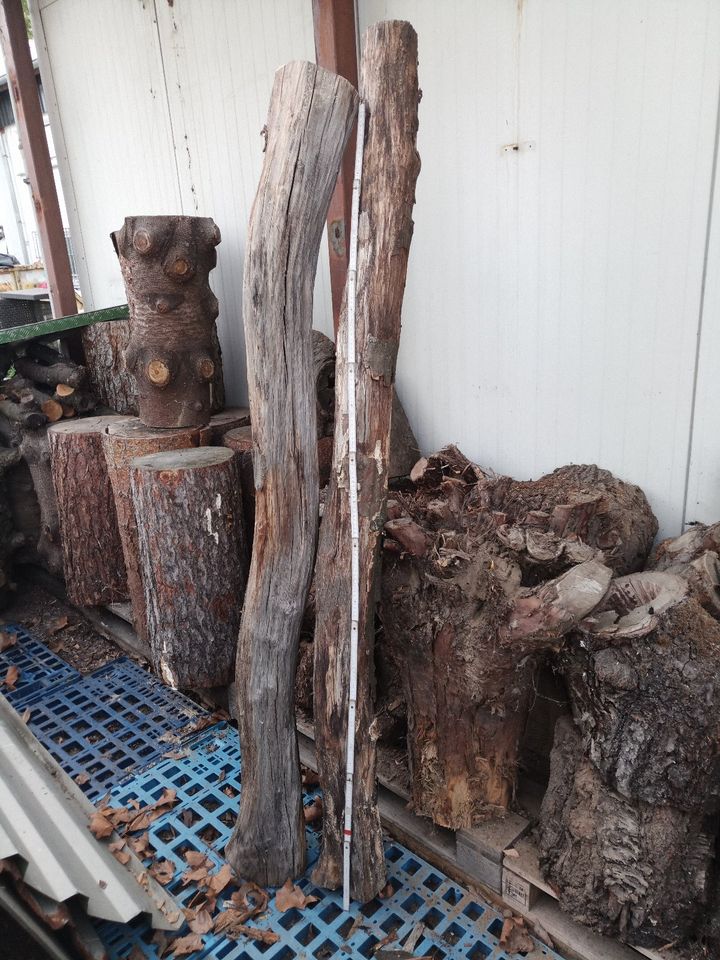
563 572 720 813
380 447 646 828
48 416 129 606
538 716 715 947
102 418 199 641
130 447 247 688
113 215 224 428
312 19 421 901
225 60 358 887
14 355 87 390
197 407 251 445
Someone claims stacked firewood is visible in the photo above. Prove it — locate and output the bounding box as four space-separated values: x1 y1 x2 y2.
0 343 97 600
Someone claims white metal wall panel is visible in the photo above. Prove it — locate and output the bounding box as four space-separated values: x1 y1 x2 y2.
152 0 334 399
31 0 332 406
358 0 720 538
685 115 720 527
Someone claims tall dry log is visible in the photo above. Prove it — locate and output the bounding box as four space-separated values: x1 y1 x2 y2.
563 571 720 814
312 19 421 901
48 416 129 606
130 447 247 688
538 717 715 947
226 60 358 887
103 418 199 641
112 215 224 428
380 448 658 828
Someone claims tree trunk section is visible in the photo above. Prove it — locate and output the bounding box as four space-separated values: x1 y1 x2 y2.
102 418 199 642
197 406 251 445
82 318 137 415
48 416 129 606
538 716 715 947
563 572 720 814
647 521 720 618
380 447 659 828
312 20 421 901
225 60 358 887
222 427 254 563
130 447 247 688
112 215 224 428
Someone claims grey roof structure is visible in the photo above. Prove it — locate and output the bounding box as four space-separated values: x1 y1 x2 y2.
0 692 183 931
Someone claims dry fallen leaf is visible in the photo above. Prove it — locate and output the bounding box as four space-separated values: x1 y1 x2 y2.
213 913 279 945
184 851 210 868
149 860 176 886
0 631 16 652
187 907 214 935
3 665 20 691
75 772 90 785
109 840 131 865
207 863 234 896
129 832 155 859
48 615 69 634
20 707 31 724
378 882 395 899
500 916 535 955
503 847 520 859
275 878 318 913
89 812 114 840
170 932 204 956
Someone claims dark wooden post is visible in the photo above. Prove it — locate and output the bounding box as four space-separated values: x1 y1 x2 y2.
0 0 78 350
312 0 359 331
225 61 358 887
311 20 421 901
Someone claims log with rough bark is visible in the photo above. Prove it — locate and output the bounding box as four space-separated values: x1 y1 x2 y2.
226 60 358 887
14 355 87 391
538 716 715 947
222 427 254 559
380 447 658 828
19 428 62 576
0 445 22 607
197 406 251 445
112 215 224 428
82 318 136 415
102 418 199 641
562 571 720 814
130 447 247 688
312 19 421 901
48 416 128 606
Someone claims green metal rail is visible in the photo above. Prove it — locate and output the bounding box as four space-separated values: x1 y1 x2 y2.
0 304 129 347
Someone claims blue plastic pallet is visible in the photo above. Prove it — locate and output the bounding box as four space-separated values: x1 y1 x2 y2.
0 623 80 708
24 657 209 799
97 725 563 960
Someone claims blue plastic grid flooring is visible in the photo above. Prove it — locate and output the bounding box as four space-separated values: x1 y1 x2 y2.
0 623 80 708
2 627 567 959
23 656 209 799
97 725 564 960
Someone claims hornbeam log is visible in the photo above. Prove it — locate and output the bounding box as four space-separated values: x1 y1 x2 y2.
538 717 715 947
112 215 224 428
379 447 659 828
48 417 129 606
0 398 46 430
130 447 247 688
226 60 358 886
102 418 199 641
81 318 136 415
312 20 421 901
563 571 720 814
197 406 251 445
222 427 254 561
14 355 87 390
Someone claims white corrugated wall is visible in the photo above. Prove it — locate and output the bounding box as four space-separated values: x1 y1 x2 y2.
30 0 720 539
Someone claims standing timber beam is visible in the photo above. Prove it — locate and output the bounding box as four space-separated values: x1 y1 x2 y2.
225 61 358 887
0 0 79 357
312 0 359 332
312 20 421 902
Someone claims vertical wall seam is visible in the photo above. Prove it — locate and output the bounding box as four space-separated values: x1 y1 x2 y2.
151 0 184 214
681 73 720 530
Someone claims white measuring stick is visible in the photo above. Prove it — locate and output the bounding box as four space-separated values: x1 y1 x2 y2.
342 99 367 913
